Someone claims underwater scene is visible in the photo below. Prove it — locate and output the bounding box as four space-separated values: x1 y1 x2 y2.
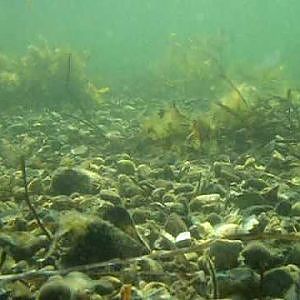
1 0 300 299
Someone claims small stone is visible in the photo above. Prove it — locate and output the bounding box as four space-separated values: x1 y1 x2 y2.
59 213 148 267
164 202 185 215
242 178 268 190
28 178 44 194
90 295 103 300
118 181 141 198
38 280 72 300
116 159 136 175
10 281 32 299
0 232 48 261
206 212 222 225
190 194 221 212
155 179 173 190
262 265 297 298
243 205 273 216
93 278 115 295
241 241 272 270
101 276 122 290
286 243 300 266
7 123 26 134
14 217 28 231
131 208 151 224
194 221 214 237
50 167 101 195
162 192 175 203
217 267 260 298
71 145 88 155
50 195 76 210
165 213 188 237
174 183 194 194
142 281 172 299
136 164 152 179
99 189 121 205
151 188 165 200
275 200 291 216
291 201 300 216
175 231 191 248
214 223 240 237
13 186 26 202
233 192 264 209
209 239 243 270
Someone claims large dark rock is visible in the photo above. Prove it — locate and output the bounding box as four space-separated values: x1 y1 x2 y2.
217 267 260 298
50 167 101 195
59 213 148 267
208 239 243 270
262 265 298 298
241 241 272 271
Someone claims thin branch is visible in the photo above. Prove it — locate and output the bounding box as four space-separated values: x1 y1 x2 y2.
1 232 300 282
20 156 52 241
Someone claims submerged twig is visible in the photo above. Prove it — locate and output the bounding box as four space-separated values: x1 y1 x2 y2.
227 232 300 241
205 255 219 299
0 240 212 282
209 54 248 106
214 101 241 118
1 231 300 283
20 156 52 241
0 250 7 271
220 73 248 106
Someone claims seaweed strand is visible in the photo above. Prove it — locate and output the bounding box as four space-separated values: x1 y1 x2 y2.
20 156 52 241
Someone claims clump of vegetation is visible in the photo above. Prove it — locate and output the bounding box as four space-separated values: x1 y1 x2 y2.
138 34 297 156
143 104 188 140
0 40 109 111
140 82 300 156
142 103 190 151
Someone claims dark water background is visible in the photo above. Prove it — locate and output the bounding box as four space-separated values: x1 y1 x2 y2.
1 0 300 91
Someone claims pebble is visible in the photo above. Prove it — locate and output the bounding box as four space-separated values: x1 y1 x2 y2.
209 239 243 270
241 241 272 270
116 159 136 175
99 189 121 205
217 267 260 298
50 167 101 195
136 164 152 179
291 201 300 216
164 213 188 237
189 194 221 211
175 231 191 248
275 200 291 216
174 183 194 194
262 265 297 298
28 178 44 194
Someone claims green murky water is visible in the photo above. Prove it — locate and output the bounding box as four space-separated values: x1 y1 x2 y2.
1 0 300 95
2 2 300 298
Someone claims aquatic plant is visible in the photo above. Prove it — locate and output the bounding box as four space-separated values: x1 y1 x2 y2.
20 156 52 241
140 81 300 157
0 40 109 110
142 103 189 146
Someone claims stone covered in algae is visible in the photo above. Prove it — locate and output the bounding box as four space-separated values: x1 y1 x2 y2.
50 167 101 195
58 212 148 267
